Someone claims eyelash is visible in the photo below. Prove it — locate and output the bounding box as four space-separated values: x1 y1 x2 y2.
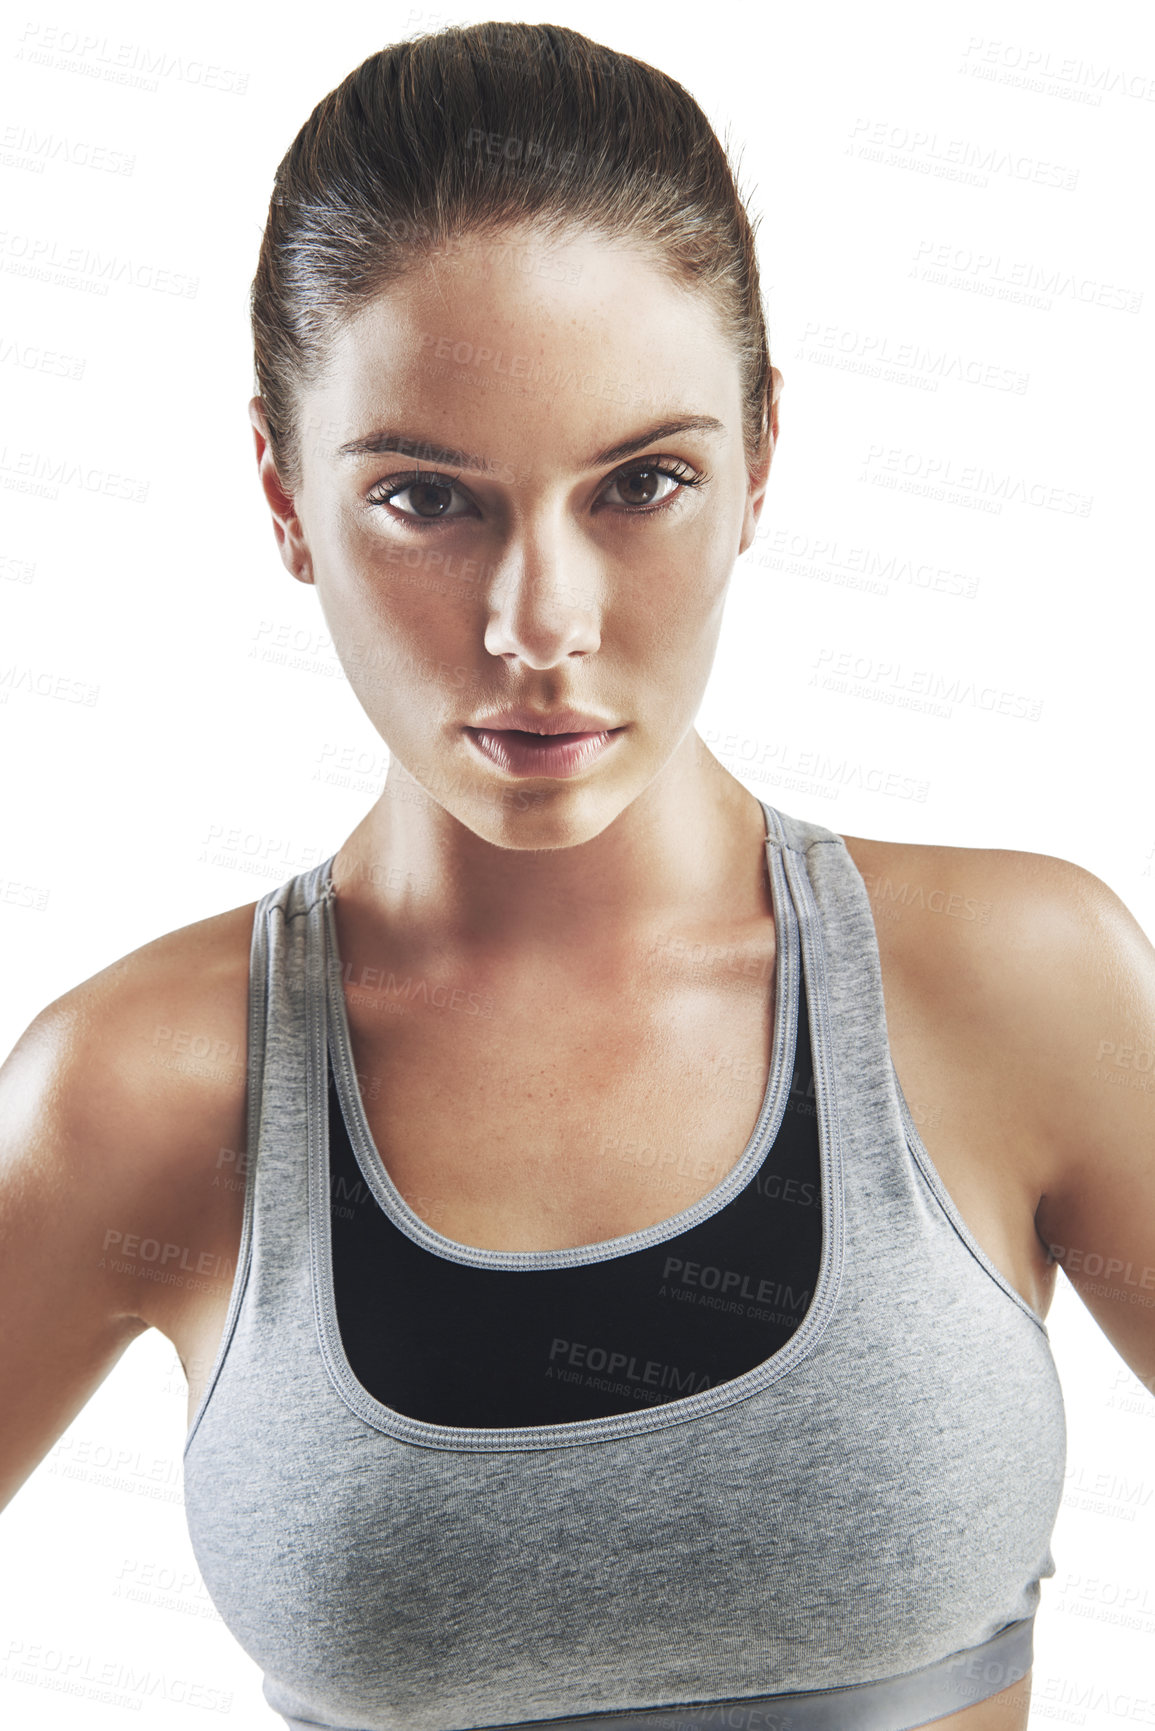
364 458 707 526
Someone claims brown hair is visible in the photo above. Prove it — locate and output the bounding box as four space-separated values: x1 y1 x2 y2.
252 20 772 494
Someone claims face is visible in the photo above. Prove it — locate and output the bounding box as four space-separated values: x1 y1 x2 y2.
253 226 779 850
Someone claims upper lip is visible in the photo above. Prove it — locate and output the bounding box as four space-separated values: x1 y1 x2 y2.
466 708 623 736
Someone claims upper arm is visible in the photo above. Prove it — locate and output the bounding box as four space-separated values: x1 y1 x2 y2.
0 905 254 1515
1017 859 1155 1394
844 830 1155 1370
0 999 153 1514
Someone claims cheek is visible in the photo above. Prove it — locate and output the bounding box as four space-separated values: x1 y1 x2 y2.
632 539 731 652
320 519 481 649
338 630 478 735
310 559 473 726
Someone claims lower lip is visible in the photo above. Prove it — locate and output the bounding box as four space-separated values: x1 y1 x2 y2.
464 727 626 778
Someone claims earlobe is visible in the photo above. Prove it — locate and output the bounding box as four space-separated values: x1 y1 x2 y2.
768 366 783 448
738 475 770 559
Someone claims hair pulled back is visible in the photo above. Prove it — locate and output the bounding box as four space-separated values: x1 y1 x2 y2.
252 21 772 493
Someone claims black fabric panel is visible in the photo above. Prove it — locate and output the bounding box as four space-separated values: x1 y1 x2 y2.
328 979 821 1428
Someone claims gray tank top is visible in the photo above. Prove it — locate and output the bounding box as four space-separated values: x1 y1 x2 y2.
183 802 1066 1731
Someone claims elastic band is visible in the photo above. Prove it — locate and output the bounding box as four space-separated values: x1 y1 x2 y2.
388 1617 1035 1731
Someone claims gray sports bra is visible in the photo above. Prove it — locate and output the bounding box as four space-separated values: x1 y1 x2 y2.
183 802 1066 1730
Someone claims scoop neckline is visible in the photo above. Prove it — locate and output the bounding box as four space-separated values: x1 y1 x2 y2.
306 804 847 1449
323 832 795 1269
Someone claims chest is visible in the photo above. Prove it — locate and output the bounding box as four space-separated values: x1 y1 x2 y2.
336 926 1054 1325
174 869 1058 1430
339 936 778 1254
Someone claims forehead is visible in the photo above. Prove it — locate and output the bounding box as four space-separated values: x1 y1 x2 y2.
305 228 743 470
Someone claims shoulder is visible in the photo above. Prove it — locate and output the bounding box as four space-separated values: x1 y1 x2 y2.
839 832 1155 1388
835 830 1151 1056
18 895 259 1118
1 897 260 1328
837 830 1145 1004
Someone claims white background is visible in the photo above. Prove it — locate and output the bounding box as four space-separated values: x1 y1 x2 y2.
2 0 1154 1725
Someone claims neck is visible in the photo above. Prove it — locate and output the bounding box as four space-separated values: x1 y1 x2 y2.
332 731 771 954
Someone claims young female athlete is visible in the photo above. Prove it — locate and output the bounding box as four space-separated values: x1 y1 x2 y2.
3 22 1153 1731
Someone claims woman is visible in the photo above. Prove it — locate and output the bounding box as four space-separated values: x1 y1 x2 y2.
2 20 1153 1731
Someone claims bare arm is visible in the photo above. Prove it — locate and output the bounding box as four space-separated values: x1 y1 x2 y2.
0 904 254 1514
1029 860 1155 1394
843 831 1155 1356
0 1001 153 1512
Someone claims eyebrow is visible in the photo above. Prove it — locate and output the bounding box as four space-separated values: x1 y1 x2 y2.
334 416 727 471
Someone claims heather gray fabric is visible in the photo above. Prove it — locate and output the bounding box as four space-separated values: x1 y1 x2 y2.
278 1614 1034 1731
183 802 1066 1731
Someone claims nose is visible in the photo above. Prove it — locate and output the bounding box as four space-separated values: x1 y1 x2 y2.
483 517 601 668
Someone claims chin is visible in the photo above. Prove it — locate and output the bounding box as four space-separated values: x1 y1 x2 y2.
453 778 635 852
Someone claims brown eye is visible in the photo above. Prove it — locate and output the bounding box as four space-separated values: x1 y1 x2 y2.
600 462 700 512
615 468 663 506
367 470 476 521
393 479 458 518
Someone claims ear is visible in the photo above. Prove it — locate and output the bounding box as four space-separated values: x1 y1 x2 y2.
738 367 783 557
249 398 314 585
